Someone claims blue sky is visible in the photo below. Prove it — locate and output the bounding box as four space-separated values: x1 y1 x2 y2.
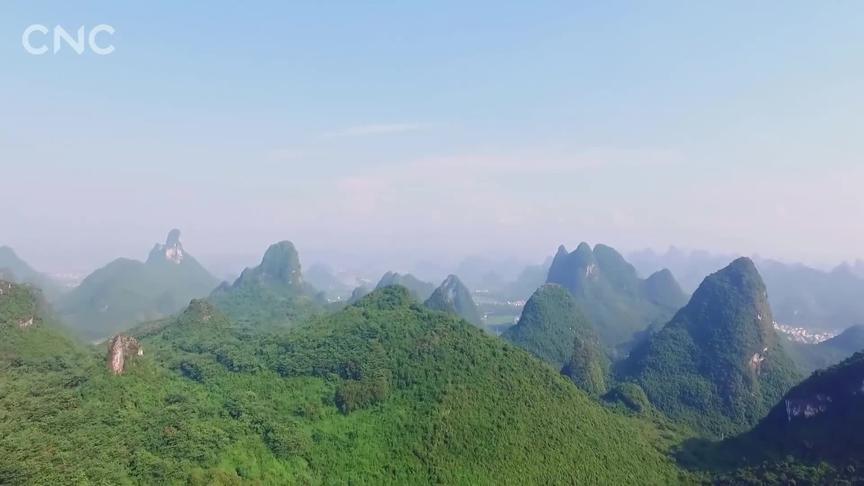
1 1 863 273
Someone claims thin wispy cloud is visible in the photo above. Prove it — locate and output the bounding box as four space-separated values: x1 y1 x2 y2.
327 123 427 137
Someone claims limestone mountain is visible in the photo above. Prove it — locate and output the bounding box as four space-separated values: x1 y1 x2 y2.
424 274 482 325
502 284 604 371
621 257 800 438
0 246 63 300
374 271 435 301
546 242 687 355
209 241 323 326
56 230 220 340
787 324 864 374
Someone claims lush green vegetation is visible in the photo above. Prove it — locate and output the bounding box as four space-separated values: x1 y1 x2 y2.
546 243 687 356
56 230 219 340
620 258 800 438
423 274 482 326
0 283 689 484
562 333 609 396
680 351 864 484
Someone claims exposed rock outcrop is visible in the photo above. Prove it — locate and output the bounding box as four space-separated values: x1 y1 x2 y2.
107 334 143 375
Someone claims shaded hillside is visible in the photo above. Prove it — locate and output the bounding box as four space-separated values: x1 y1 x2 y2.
689 352 864 484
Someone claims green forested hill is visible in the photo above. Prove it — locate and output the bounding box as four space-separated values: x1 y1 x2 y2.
0 285 687 485
56 230 220 340
621 257 800 438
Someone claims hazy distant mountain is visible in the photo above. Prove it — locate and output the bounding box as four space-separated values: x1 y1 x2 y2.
0 246 63 299
346 285 371 305
629 247 736 293
786 324 864 374
758 259 864 332
454 256 528 290
621 258 800 438
210 241 323 327
546 243 687 355
304 263 355 301
57 230 220 340
424 275 482 326
502 261 551 300
375 272 435 302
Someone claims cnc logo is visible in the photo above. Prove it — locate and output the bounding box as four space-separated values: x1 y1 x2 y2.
22 24 115 55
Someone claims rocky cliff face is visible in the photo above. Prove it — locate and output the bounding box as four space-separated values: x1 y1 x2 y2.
147 229 186 265
107 334 143 375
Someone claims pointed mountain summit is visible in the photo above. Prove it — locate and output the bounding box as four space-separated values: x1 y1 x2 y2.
424 275 482 325
146 228 185 265
209 241 322 327
374 272 435 302
621 257 800 437
545 242 686 355
235 241 304 288
57 229 220 340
